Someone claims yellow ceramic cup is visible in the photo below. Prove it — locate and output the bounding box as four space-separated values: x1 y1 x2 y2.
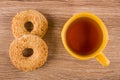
61 12 110 66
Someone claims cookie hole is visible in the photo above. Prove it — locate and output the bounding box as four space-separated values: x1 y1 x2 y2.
24 21 33 32
22 48 33 57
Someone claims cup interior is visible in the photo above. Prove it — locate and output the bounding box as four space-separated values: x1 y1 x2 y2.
66 17 103 56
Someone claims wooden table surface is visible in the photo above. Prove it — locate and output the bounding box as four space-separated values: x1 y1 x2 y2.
0 0 120 80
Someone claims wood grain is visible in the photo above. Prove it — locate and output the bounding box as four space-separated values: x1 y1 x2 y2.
0 0 120 80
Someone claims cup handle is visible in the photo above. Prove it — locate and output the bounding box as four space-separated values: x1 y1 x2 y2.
96 52 110 66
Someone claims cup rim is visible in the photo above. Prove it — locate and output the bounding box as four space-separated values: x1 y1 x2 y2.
61 12 108 60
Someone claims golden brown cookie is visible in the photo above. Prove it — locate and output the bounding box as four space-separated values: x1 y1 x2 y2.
12 10 48 38
9 34 48 71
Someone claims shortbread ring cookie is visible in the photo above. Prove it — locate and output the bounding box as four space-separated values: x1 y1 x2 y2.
9 34 48 71
12 10 48 38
